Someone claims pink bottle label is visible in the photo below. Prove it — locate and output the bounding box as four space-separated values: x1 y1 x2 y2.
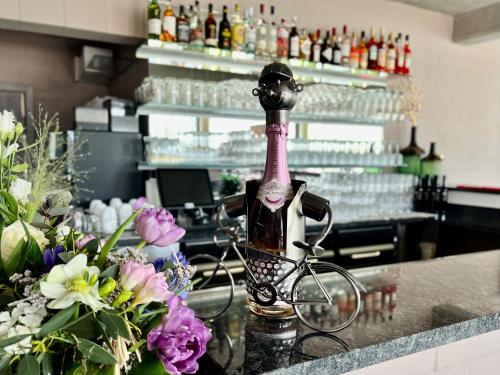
257 122 293 212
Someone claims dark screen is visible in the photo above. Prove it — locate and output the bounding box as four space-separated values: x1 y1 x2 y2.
157 169 214 208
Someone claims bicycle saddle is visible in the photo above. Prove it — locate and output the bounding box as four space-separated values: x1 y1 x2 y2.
293 240 325 257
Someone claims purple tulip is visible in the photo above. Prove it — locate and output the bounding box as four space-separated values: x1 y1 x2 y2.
135 208 185 247
43 245 64 271
147 295 212 375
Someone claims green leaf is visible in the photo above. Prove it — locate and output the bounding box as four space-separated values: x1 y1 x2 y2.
96 210 141 268
0 334 30 348
83 239 100 256
129 351 167 375
3 239 26 276
0 290 15 306
0 191 18 222
63 313 100 339
47 207 70 217
38 306 75 335
99 264 118 279
75 338 116 365
0 355 11 372
41 353 52 375
10 163 28 173
58 252 76 264
98 310 130 340
17 354 39 375
24 234 44 273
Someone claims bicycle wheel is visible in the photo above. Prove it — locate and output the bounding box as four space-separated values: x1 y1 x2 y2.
187 254 235 320
291 261 361 333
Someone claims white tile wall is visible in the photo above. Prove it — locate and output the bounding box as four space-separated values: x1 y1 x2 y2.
342 329 500 375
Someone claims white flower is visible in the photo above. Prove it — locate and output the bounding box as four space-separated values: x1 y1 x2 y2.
56 224 71 241
2 142 18 158
9 178 31 205
4 324 37 355
0 110 15 139
1 220 49 263
40 254 108 310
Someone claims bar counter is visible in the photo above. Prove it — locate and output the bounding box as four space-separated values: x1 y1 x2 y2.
190 250 500 374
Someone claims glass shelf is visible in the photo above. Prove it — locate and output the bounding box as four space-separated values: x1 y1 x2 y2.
138 161 401 171
136 41 388 87
136 102 386 126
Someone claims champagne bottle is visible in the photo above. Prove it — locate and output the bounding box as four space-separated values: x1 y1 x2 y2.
248 62 301 317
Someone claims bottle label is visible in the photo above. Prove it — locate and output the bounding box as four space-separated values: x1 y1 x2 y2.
277 34 289 57
312 45 321 62
232 24 245 50
360 50 368 69
148 19 161 36
257 178 294 212
256 28 267 54
163 16 176 39
221 28 231 48
289 36 299 57
377 47 386 67
333 49 342 64
397 50 404 68
369 45 377 61
245 26 257 52
386 48 396 71
177 24 190 43
190 28 204 45
405 53 412 69
341 42 350 58
300 38 311 58
267 28 277 55
349 51 359 68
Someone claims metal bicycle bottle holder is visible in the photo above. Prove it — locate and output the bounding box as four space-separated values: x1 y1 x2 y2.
189 189 366 334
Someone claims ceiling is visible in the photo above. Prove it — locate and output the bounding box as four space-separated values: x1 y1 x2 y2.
389 0 500 15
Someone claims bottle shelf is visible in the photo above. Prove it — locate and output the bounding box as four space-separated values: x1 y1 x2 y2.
138 161 402 171
136 102 386 126
136 40 388 87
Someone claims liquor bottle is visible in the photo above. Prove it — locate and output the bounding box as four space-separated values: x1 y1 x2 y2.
231 4 245 51
148 0 161 40
367 28 378 69
266 5 277 57
395 33 404 74
277 18 289 58
403 34 412 75
349 31 359 68
359 31 369 69
177 5 190 43
299 28 311 61
376 28 386 71
248 62 300 317
244 6 257 53
190 1 204 47
288 17 299 59
340 25 351 66
421 142 443 177
256 4 267 56
332 28 342 65
311 29 322 63
320 30 332 64
399 126 425 175
218 5 232 50
386 32 396 73
161 0 176 42
204 3 217 47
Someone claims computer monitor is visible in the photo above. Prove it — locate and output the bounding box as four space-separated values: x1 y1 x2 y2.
156 169 215 209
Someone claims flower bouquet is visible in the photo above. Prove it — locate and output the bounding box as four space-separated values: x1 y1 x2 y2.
0 111 211 374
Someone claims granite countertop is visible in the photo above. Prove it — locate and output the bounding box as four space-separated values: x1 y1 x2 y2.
189 250 500 375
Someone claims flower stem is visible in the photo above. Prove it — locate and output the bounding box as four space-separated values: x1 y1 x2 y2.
136 240 147 251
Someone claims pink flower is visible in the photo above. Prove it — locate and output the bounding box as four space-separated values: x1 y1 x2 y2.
135 208 185 247
119 262 156 291
147 296 212 375
119 261 172 306
133 272 172 306
75 234 96 250
133 197 148 211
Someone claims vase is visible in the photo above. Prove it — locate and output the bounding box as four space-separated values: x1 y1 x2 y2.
399 126 425 175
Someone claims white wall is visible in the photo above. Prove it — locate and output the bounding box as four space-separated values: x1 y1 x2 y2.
181 0 500 187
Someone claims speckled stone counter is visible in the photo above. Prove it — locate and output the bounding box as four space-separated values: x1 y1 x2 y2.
189 250 500 375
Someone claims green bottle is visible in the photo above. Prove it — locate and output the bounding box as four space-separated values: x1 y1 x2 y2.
421 142 443 177
399 126 425 175
148 0 162 39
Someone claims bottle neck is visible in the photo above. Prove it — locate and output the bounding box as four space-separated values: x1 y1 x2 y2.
262 120 290 186
429 142 436 155
410 126 417 145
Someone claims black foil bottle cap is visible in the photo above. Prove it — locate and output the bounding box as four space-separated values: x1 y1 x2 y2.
252 62 303 112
